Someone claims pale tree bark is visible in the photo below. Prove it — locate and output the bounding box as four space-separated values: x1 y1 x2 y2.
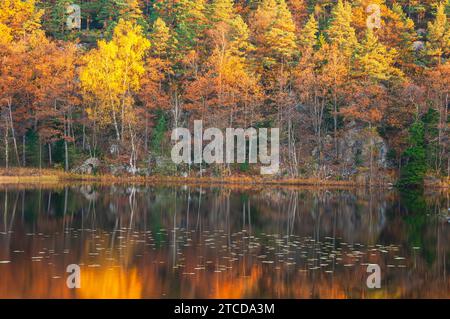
4 123 9 169
7 98 20 166
64 113 69 171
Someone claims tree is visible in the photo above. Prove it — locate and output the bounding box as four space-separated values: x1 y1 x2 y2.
0 0 43 40
0 38 27 167
398 120 427 188
93 0 148 33
139 17 175 153
250 0 297 160
40 0 75 39
153 0 208 54
251 0 298 69
80 19 150 171
294 41 329 172
287 0 308 30
185 0 260 129
321 43 348 158
0 0 45 168
327 0 358 63
426 2 450 65
425 61 450 174
387 3 417 71
299 13 318 51
351 2 418 73
355 28 403 82
32 37 79 171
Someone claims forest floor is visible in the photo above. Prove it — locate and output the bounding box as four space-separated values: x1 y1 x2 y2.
0 167 448 189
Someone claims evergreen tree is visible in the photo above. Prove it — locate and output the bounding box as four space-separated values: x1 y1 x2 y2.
422 107 439 169
356 28 403 82
207 0 253 56
267 0 298 61
40 0 74 39
426 2 450 65
252 0 298 67
209 0 235 23
398 120 427 188
149 17 177 58
390 3 417 67
153 0 207 54
327 0 358 61
299 13 318 50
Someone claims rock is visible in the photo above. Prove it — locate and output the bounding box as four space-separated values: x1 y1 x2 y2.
338 123 388 169
110 144 119 155
148 154 177 175
72 157 100 174
108 164 150 176
109 164 126 176
413 41 425 51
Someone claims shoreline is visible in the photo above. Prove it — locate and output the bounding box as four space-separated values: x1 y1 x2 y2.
0 168 448 189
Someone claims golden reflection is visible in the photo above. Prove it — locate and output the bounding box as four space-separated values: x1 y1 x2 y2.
78 267 142 299
0 186 448 299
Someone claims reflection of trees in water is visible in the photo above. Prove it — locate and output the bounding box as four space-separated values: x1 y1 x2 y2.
0 185 448 246
398 188 449 283
0 185 448 298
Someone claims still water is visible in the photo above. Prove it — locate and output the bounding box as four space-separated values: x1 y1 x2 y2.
0 184 448 298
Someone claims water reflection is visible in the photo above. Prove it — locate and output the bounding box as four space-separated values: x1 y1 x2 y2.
0 184 448 298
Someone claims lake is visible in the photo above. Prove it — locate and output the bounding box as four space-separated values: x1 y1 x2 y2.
0 184 448 298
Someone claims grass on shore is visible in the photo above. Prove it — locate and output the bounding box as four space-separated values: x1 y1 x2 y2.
0 167 358 186
0 167 448 189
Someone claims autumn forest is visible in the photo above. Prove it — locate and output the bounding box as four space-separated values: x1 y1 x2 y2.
0 0 449 187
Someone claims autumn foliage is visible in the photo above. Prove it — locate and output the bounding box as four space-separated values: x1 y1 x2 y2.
0 0 449 185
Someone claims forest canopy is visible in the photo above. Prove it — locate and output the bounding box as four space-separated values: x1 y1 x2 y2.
0 0 449 187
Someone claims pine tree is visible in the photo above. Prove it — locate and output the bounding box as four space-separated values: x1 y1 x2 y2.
389 3 417 68
184 0 259 127
207 0 253 56
251 0 298 67
119 0 144 22
398 120 427 188
426 2 450 65
153 0 207 53
95 0 127 29
40 0 73 39
356 28 403 82
287 0 308 29
150 17 177 58
267 0 298 61
209 0 235 23
327 0 358 61
299 13 318 51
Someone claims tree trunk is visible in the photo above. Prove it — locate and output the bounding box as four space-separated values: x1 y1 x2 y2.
39 139 42 170
48 143 52 167
82 120 86 150
333 91 338 159
4 125 9 169
22 135 26 166
64 140 69 171
145 114 148 154
64 114 69 171
7 99 20 166
128 123 137 175
112 109 121 142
